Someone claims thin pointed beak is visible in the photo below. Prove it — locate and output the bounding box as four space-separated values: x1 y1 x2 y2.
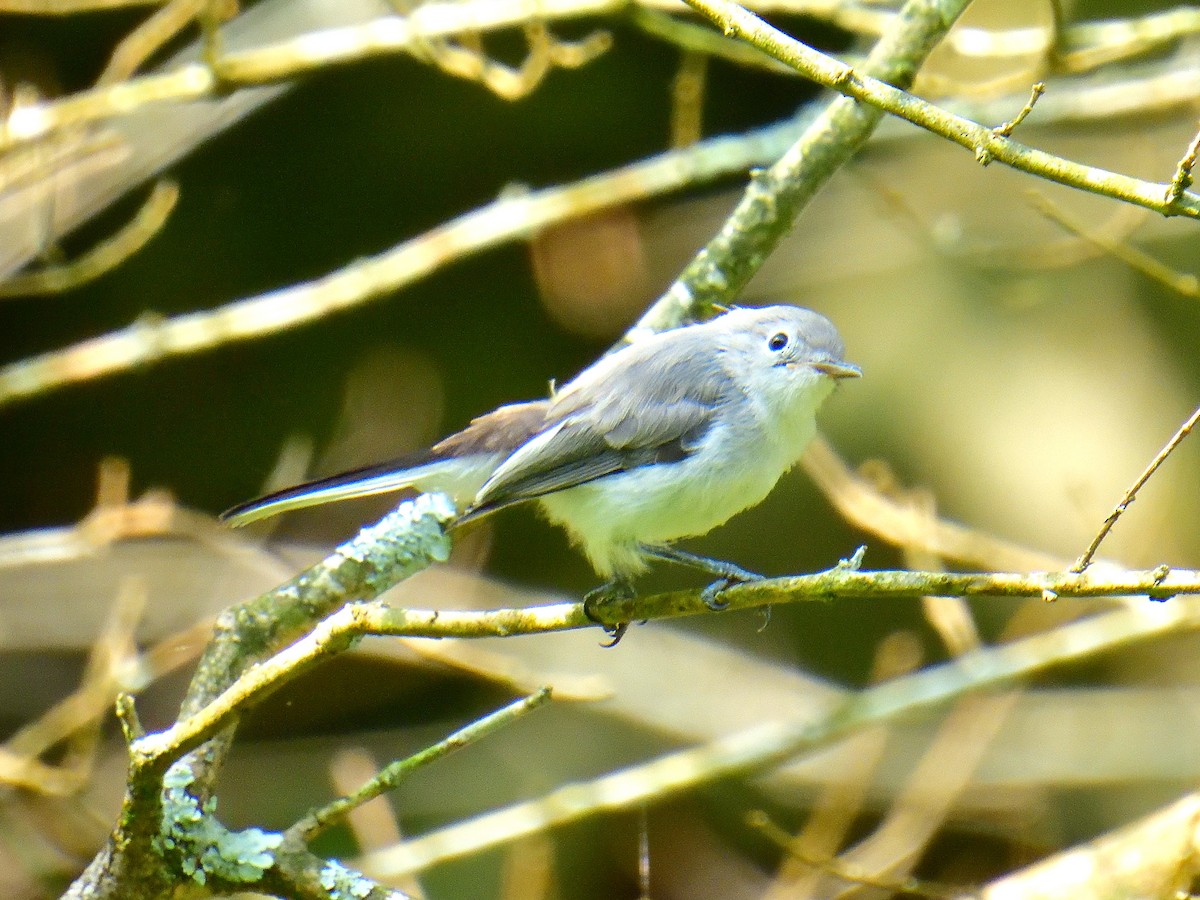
811 360 862 379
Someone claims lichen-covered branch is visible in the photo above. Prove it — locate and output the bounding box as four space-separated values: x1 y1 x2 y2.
64 493 456 898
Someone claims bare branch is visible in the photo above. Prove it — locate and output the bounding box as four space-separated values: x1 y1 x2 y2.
292 688 552 842
631 0 976 335
0 181 178 299
1073 403 1200 573
678 0 1200 230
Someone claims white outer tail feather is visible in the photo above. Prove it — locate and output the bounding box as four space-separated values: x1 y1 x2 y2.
223 456 496 527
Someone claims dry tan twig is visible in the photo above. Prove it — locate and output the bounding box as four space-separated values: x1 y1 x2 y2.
0 579 144 794
1029 191 1198 293
1073 402 1200 573
802 435 1066 573
0 180 178 298
978 793 1200 900
761 635 923 900
99 0 211 85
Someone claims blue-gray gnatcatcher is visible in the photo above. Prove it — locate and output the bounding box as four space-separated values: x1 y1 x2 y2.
223 305 859 627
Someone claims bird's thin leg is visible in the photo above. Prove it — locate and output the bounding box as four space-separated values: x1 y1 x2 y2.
640 545 763 610
583 578 636 647
641 545 762 581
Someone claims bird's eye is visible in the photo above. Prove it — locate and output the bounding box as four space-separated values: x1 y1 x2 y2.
768 332 789 352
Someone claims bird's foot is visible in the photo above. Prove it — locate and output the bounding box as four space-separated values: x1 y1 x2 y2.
700 567 764 610
639 544 763 611
583 579 636 647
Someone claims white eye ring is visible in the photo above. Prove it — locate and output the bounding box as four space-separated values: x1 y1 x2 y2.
768 332 788 352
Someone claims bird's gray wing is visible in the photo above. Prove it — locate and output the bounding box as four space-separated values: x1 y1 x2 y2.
466 336 728 517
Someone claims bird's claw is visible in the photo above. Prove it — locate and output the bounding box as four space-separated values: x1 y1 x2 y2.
701 567 764 611
583 580 636 647
702 578 733 610
598 622 629 647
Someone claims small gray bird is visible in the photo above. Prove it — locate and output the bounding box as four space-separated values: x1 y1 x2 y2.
223 305 859 624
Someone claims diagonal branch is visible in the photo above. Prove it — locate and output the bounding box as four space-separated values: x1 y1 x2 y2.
1073 403 1200 573
678 0 1200 227
290 688 552 842
631 0 977 336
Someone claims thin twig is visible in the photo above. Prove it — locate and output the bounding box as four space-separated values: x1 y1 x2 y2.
1072 403 1200 572
0 181 179 299
1166 122 1200 206
670 50 708 149
293 688 552 841
991 81 1045 138
1028 191 1199 296
749 810 961 899
632 5 794 77
98 0 209 85
409 19 612 100
115 692 144 743
327 749 405 859
1 579 144 790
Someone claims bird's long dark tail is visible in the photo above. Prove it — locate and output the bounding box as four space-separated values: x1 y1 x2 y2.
220 456 449 527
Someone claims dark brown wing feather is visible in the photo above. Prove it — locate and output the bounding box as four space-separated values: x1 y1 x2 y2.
431 400 551 457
